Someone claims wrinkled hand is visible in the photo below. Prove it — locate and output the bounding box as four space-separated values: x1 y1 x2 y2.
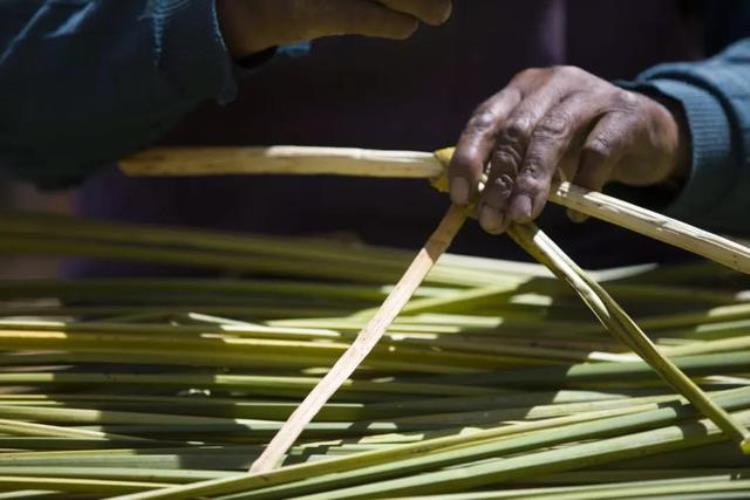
448 66 689 234
217 0 452 58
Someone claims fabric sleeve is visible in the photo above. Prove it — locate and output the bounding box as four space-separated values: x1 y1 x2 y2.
0 0 239 187
617 38 750 234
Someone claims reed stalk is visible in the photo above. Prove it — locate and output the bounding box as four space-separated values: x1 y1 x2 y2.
120 145 750 274
507 223 750 452
248 205 466 473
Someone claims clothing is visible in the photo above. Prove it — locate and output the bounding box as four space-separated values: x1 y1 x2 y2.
626 39 750 234
0 0 236 187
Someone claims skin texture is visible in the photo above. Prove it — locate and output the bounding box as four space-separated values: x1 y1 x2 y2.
448 66 691 234
216 0 452 58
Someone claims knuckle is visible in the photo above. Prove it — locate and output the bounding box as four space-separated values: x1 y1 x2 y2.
584 135 613 158
533 113 570 141
492 147 523 175
611 89 639 109
502 114 533 142
490 116 534 170
520 155 555 187
516 169 546 193
512 67 542 84
467 108 499 133
493 173 515 193
549 65 589 84
485 173 515 202
450 148 483 173
553 65 582 77
494 87 520 102
467 88 520 133
521 161 544 180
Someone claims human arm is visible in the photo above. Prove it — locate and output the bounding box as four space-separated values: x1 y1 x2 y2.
448 38 750 235
0 0 451 187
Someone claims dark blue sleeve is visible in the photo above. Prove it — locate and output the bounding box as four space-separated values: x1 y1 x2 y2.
0 0 239 187
620 38 750 235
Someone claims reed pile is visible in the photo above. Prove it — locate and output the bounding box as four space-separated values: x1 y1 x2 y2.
0 211 749 498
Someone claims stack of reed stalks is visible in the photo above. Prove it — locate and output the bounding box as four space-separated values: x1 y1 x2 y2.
0 209 748 498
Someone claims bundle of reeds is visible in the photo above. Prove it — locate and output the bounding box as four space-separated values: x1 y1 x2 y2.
0 144 745 498
1 202 749 498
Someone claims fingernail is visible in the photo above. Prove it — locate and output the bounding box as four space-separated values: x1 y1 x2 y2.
450 178 469 205
479 204 505 234
509 195 533 222
567 209 588 224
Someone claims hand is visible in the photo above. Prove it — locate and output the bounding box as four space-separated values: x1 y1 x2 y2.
217 0 452 58
448 66 690 234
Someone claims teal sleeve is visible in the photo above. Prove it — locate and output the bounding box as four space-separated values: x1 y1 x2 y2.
0 0 239 187
621 39 750 234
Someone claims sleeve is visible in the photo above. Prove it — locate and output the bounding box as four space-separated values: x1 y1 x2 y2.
0 0 239 188
618 38 750 235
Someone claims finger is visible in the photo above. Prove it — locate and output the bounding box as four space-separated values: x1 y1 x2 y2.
556 145 581 183
565 112 636 224
478 78 566 232
477 162 514 234
506 92 606 224
448 86 523 205
558 148 586 223
325 0 420 40
565 112 633 223
574 112 633 193
376 0 452 25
